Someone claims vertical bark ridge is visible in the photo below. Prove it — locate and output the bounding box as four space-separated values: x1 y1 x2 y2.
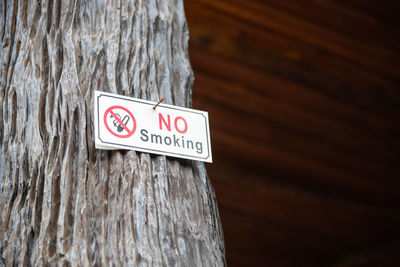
0 0 225 266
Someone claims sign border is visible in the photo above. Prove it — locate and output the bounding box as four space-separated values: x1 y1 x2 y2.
96 92 212 162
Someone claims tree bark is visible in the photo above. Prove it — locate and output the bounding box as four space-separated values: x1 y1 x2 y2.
0 0 225 266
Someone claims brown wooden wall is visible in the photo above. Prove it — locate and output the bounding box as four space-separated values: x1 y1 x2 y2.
185 0 400 266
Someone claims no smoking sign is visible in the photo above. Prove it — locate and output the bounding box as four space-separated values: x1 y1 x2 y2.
94 91 212 162
104 106 136 138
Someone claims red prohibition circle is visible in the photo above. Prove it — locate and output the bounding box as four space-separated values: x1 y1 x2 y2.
104 105 136 138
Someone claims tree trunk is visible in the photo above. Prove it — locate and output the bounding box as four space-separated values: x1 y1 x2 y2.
0 0 225 266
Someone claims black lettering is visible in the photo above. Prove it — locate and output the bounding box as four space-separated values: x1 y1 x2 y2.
173 135 180 147
164 136 172 145
196 142 203 154
151 134 162 144
140 129 149 142
186 140 194 150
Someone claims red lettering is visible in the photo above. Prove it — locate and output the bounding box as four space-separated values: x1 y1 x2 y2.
159 113 171 131
174 116 188 134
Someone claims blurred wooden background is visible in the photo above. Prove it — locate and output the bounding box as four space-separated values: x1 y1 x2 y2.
185 0 400 266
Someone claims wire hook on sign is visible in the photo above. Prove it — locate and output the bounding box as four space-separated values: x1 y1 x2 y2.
153 97 166 110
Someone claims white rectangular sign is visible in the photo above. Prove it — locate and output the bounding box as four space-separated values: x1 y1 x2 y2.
94 91 212 162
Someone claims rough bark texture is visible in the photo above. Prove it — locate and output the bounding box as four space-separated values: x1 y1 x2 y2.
0 0 225 266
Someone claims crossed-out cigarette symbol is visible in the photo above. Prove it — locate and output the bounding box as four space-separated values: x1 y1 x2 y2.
110 113 130 133
104 105 136 138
